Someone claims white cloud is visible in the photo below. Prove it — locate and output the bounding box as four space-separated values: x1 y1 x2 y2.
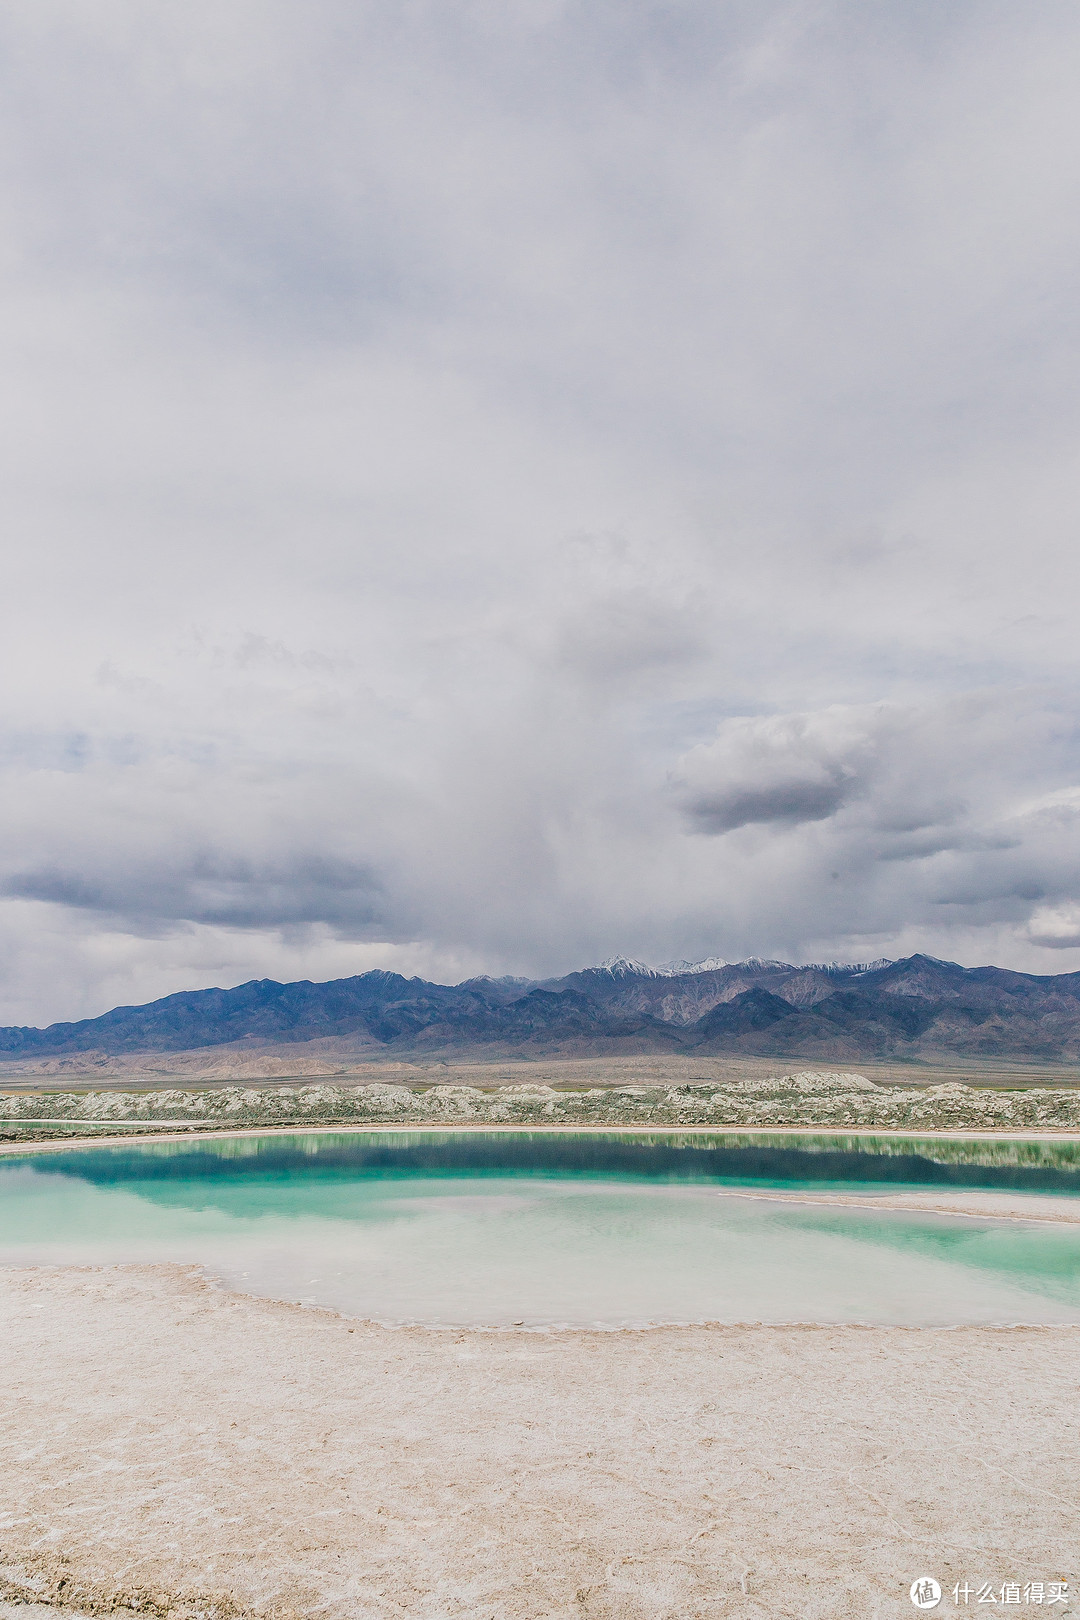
673 707 880 833
3 1 1080 1021
1023 906 1080 951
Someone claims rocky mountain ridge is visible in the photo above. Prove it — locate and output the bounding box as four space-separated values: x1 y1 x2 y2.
4 953 1080 1062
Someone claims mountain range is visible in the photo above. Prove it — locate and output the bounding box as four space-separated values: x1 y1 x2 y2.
4 954 1080 1063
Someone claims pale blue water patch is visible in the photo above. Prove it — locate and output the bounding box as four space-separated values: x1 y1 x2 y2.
2 1129 1080 1326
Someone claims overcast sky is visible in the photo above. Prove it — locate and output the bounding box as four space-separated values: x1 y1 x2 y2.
3 0 1080 1024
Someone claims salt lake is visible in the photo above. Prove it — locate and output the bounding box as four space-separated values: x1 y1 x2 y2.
3 1128 1080 1326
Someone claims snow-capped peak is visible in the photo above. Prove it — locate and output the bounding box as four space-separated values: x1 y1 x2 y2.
595 955 660 978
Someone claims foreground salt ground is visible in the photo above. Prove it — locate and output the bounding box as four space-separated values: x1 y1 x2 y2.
0 1267 1077 1619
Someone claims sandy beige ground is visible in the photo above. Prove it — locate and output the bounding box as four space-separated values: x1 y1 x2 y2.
4 1053 1080 1089
0 1267 1077 1620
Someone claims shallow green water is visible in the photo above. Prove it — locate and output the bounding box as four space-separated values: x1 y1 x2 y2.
3 1129 1080 1325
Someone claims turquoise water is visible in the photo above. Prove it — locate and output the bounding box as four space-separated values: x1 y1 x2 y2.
3 1129 1080 1325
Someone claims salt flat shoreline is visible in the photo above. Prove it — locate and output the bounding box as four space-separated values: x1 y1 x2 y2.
6 1118 1080 1158
713 1185 1080 1223
1 1263 1077 1620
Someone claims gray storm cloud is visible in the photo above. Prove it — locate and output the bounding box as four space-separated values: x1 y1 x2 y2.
674 709 879 833
1 0 1080 1023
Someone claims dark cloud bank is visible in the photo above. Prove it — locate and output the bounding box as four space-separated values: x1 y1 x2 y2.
2 1 1080 1024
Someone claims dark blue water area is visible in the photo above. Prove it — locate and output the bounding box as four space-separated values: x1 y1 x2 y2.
11 1129 1080 1208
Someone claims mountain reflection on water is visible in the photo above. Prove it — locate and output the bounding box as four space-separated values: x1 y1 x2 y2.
17 1128 1080 1195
